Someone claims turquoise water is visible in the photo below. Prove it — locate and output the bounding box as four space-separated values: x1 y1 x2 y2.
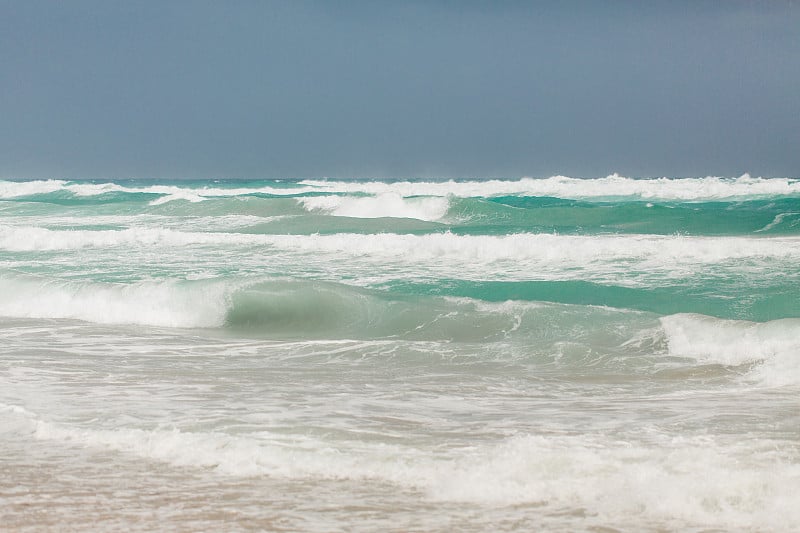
1 175 799 531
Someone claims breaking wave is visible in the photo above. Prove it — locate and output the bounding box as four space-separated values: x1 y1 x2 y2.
298 193 450 221
2 225 799 266
0 274 520 336
299 174 800 201
0 275 230 328
2 174 799 204
3 272 799 381
661 313 800 386
0 275 638 344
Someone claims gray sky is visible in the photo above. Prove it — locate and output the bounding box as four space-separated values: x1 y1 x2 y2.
1 0 798 179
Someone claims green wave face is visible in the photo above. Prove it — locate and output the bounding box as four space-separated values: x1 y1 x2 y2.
448 196 800 235
385 279 800 323
223 280 656 343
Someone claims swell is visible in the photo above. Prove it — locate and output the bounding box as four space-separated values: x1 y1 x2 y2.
389 280 800 322
451 197 800 235
5 194 799 235
2 274 797 387
1 271 798 340
0 274 662 348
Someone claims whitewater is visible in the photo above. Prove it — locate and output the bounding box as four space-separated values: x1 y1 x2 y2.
1 175 798 531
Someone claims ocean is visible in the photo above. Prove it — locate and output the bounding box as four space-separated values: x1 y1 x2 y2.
1 175 798 531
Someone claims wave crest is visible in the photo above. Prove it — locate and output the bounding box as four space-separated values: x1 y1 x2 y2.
0 276 229 328
661 313 800 386
0 275 643 346
2 174 799 203
3 226 800 265
298 193 450 221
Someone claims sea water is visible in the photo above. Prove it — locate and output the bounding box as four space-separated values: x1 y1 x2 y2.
0 175 798 531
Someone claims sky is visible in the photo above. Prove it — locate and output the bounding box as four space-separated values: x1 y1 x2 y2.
1 0 798 180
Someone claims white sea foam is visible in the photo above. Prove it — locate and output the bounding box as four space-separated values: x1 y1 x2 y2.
0 277 229 328
299 174 800 201
2 174 798 203
147 190 206 205
299 193 450 221
65 182 207 204
0 179 68 197
2 403 796 530
661 313 800 386
283 232 800 267
0 180 307 203
2 225 799 265
0 226 227 251
1 214 281 233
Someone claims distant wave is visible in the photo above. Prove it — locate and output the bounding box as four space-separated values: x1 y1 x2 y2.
2 225 799 265
298 193 450 221
2 174 799 204
299 174 800 201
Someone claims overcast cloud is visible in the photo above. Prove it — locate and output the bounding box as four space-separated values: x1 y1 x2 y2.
1 0 798 179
